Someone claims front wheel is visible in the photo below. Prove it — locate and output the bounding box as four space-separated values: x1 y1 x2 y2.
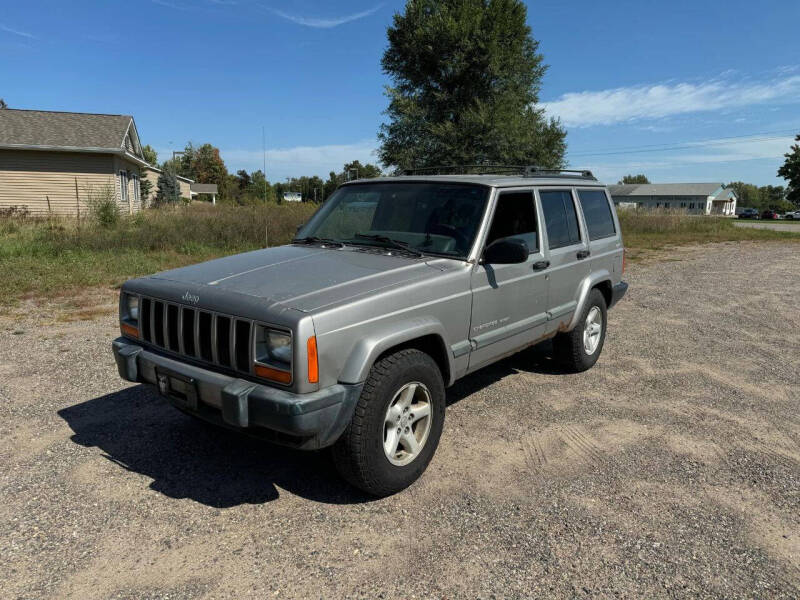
332 349 445 497
553 288 608 372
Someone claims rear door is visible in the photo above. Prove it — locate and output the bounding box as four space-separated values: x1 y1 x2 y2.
537 188 590 333
468 188 549 371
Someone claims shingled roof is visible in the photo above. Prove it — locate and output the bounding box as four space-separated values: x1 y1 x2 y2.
608 183 725 197
0 108 146 164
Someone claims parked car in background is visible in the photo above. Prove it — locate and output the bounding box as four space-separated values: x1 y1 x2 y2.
783 210 800 220
737 208 759 219
760 209 780 220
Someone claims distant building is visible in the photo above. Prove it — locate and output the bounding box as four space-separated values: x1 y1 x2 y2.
0 108 158 216
143 166 194 203
608 183 737 215
283 191 302 202
190 183 218 205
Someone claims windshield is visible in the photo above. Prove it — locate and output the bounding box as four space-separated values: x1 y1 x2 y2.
297 182 490 259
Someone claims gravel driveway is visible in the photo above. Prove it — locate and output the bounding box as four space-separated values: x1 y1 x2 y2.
1 242 798 599
734 221 800 232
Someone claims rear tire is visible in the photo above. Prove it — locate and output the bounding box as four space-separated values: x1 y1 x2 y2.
553 288 607 372
332 349 445 497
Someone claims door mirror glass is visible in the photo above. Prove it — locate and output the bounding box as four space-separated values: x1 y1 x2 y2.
483 237 529 264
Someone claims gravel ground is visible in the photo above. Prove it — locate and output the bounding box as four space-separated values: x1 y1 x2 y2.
1 241 798 599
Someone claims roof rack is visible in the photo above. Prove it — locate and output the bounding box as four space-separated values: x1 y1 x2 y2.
399 165 596 180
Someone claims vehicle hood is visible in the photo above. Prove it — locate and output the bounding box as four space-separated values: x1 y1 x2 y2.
149 245 446 312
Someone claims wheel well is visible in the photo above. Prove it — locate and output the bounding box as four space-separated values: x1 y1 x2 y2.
593 280 613 308
375 334 451 384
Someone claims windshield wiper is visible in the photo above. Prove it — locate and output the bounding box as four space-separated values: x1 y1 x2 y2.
292 236 344 248
351 233 424 257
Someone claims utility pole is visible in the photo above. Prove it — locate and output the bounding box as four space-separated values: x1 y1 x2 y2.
262 126 267 204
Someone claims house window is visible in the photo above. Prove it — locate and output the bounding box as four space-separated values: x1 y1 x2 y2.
664 202 671 208
119 170 128 204
132 173 140 203
680 202 686 208
689 203 695 209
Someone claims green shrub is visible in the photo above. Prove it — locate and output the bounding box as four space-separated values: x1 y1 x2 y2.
85 184 120 227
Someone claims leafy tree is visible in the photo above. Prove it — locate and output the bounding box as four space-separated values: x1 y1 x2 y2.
192 143 228 186
138 167 153 203
727 181 760 209
618 174 649 184
236 169 251 190
342 160 382 180
778 133 800 207
378 0 566 171
0 98 7 109
155 170 180 206
141 144 158 166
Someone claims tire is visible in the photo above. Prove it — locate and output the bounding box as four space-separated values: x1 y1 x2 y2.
332 349 446 497
553 288 607 372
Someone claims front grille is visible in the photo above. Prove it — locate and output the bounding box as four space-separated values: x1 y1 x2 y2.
138 296 254 376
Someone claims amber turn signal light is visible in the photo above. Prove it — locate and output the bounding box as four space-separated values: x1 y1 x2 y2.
120 323 139 338
254 364 292 384
307 336 319 384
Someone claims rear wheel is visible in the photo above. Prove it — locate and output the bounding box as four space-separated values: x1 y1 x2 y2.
332 349 445 497
553 288 607 372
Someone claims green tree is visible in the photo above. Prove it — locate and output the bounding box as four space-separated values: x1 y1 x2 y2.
138 167 153 203
378 0 566 171
778 134 800 207
236 169 251 190
141 144 158 166
618 174 649 184
192 143 228 186
727 181 760 209
155 170 180 206
343 160 382 180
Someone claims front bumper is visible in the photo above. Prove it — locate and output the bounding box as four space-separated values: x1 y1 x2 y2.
608 281 629 309
112 337 362 450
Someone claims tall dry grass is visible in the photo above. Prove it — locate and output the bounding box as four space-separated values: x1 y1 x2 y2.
0 203 318 303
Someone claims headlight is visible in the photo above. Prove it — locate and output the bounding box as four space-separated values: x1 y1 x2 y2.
254 326 292 383
119 293 140 338
124 294 139 321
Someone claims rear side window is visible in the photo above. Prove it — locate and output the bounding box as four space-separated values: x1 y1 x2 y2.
486 190 538 253
578 189 616 240
540 190 581 249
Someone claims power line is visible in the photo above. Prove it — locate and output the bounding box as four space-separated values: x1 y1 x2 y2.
568 128 799 158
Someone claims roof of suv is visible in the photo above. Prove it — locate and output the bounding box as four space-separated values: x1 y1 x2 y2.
343 174 607 188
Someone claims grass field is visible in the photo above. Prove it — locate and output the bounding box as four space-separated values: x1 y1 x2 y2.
1 204 799 306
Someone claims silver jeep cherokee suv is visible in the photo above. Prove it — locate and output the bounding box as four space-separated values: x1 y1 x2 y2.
113 167 628 496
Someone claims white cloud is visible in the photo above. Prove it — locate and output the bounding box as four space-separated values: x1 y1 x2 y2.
543 75 800 127
268 4 383 29
582 134 794 183
0 24 36 39
152 0 190 10
219 139 379 180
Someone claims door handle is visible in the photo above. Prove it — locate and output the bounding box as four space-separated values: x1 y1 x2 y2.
532 260 550 271
576 250 590 260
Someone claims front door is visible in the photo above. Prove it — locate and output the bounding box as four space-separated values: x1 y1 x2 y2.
468 189 549 371
537 188 591 333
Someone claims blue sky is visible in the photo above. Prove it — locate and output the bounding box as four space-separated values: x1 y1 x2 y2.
2 0 799 185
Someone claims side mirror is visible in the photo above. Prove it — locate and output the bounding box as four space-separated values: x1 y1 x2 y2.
483 237 529 264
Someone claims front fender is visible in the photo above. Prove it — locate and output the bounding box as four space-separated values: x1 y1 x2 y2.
565 270 613 331
338 316 454 385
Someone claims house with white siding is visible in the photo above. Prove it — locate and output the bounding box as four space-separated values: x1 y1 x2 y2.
608 183 737 215
0 108 189 216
